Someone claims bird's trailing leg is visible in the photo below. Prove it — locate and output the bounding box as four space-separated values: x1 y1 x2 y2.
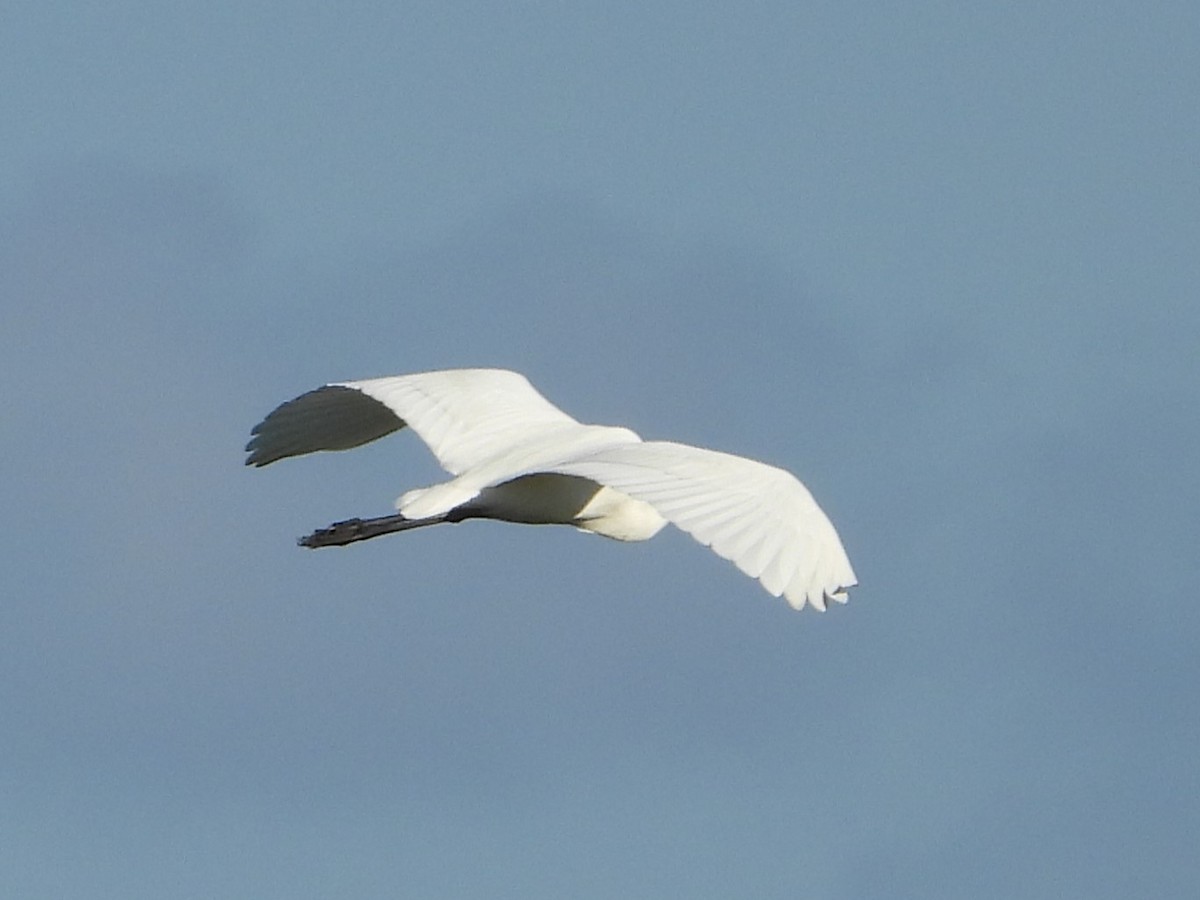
299 512 448 548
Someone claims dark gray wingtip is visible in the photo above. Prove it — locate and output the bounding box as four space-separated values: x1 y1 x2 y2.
244 384 406 467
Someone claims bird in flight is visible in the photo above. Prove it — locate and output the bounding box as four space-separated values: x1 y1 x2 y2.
246 368 856 611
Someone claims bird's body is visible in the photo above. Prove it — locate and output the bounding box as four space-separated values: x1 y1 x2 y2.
246 368 856 611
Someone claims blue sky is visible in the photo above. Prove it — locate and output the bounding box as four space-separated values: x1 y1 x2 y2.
2 3 1197 897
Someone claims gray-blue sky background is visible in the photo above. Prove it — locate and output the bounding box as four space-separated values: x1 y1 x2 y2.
2 3 1197 897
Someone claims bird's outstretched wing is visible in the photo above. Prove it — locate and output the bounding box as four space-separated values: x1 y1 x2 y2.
546 441 857 611
245 368 578 473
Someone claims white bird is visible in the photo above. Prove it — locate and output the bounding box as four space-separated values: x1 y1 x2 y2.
245 368 856 611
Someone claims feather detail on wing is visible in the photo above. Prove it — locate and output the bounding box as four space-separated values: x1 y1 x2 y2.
244 385 403 467
344 370 578 474
545 441 857 611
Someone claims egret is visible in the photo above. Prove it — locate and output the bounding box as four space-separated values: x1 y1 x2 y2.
245 368 856 610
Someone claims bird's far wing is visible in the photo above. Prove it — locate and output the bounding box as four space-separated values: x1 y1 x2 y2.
245 369 579 474
547 441 857 611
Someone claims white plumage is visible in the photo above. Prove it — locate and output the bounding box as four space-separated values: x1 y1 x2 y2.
246 368 856 611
